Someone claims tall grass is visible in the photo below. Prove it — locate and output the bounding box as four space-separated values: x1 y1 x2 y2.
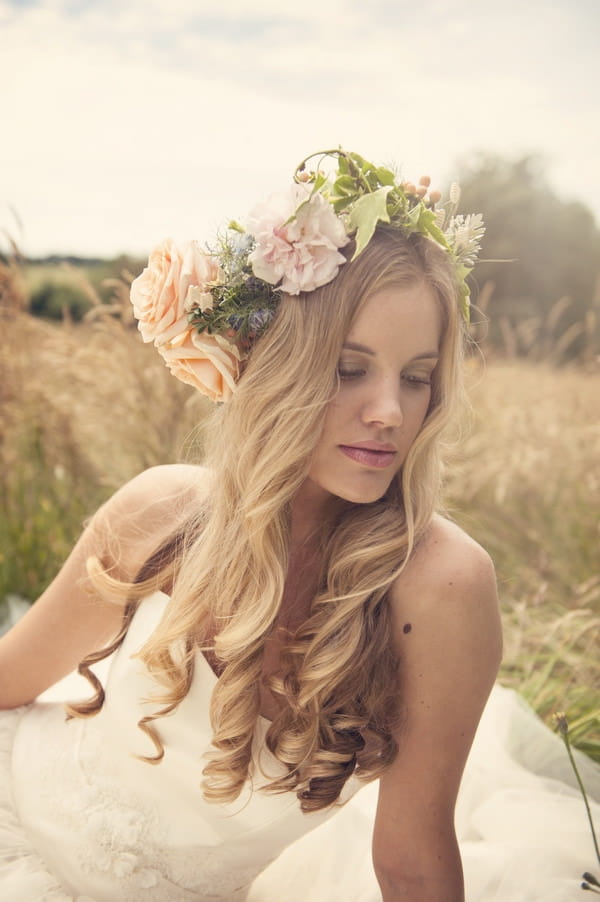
0 268 598 759
445 360 600 758
0 305 209 599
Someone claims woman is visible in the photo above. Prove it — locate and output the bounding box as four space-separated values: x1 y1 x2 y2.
0 150 595 902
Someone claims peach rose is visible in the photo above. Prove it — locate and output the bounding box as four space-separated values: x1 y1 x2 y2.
131 238 220 346
157 327 241 403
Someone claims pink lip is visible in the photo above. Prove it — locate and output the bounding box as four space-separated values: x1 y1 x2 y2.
346 441 397 452
339 444 397 469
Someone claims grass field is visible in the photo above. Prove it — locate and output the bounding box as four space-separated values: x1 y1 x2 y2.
0 292 598 762
447 360 600 758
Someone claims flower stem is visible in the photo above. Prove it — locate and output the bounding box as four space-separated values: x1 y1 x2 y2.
561 731 600 865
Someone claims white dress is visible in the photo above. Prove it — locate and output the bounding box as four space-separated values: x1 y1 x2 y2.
1 592 598 902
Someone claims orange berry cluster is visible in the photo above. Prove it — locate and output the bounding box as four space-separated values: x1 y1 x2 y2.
401 175 442 206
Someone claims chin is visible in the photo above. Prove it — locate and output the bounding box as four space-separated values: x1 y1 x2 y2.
302 469 397 509
333 480 393 506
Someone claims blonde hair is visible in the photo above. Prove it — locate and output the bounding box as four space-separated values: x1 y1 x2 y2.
72 228 466 812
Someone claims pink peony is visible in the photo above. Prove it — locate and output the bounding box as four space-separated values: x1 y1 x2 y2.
130 239 220 346
157 327 241 403
247 184 349 295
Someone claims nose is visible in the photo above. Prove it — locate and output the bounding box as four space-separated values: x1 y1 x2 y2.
361 378 403 429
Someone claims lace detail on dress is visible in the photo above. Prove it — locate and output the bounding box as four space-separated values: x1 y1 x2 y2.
70 785 163 891
29 713 271 900
70 781 269 897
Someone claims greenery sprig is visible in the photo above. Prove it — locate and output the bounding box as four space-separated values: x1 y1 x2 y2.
187 147 484 360
189 229 278 346
294 148 484 321
553 712 600 893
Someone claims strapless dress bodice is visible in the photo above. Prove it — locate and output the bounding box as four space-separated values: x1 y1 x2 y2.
9 592 359 901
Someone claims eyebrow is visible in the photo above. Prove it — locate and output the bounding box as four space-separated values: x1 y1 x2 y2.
342 341 439 361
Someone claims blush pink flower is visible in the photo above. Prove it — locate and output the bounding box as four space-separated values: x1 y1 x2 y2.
157 327 241 403
130 238 220 346
247 184 349 295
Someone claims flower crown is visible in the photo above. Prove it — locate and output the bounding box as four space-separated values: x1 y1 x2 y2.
131 148 484 402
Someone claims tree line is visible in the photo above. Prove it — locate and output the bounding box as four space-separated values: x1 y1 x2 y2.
6 155 600 363
460 154 600 363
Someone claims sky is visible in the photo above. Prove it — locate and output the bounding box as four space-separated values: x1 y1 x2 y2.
2 0 599 258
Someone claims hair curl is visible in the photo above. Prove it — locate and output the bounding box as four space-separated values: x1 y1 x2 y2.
70 227 466 812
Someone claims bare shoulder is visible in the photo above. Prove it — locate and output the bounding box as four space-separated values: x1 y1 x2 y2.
389 514 502 698
393 514 498 619
89 463 211 582
102 463 210 522
404 514 495 590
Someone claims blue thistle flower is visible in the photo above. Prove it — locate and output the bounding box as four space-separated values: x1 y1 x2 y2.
227 314 244 331
244 276 267 295
248 309 273 332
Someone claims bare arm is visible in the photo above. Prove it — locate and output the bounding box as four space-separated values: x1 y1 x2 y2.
0 464 206 708
372 518 502 901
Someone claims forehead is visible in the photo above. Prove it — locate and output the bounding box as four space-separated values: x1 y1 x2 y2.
346 283 442 352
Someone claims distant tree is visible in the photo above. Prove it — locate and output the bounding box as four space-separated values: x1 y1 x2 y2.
26 255 146 322
30 281 91 321
457 154 600 361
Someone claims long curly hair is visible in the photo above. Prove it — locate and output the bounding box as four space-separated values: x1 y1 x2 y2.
70 227 466 812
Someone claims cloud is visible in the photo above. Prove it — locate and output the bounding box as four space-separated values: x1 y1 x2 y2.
1 0 599 255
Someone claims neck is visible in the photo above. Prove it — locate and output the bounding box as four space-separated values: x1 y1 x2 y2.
289 478 341 551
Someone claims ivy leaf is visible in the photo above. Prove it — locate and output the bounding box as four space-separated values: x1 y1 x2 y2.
406 205 448 247
332 195 356 214
333 174 359 196
374 166 396 187
348 151 370 171
347 186 392 259
338 154 350 176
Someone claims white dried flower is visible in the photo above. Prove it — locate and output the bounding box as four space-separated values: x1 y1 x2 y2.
445 213 485 267
449 182 461 206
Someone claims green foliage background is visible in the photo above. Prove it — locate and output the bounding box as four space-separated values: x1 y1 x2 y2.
459 154 600 362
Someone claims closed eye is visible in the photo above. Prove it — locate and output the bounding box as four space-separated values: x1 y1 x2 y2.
403 373 432 387
338 367 366 381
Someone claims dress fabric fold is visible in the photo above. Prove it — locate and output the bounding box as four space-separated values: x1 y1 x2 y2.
0 591 597 901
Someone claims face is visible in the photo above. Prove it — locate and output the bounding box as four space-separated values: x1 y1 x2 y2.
303 282 442 508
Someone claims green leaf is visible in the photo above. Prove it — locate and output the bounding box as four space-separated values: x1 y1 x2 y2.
332 196 356 214
406 205 448 247
347 186 392 259
365 171 380 191
338 155 350 176
333 175 359 196
309 171 328 195
348 152 369 170
374 166 396 187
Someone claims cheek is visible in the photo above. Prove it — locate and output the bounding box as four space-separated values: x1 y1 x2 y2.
320 395 348 435
405 388 433 428
310 404 340 462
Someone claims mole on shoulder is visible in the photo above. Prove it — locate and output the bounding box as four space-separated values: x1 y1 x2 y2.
402 622 412 634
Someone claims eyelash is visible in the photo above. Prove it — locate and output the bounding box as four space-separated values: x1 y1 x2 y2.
338 368 432 387
404 374 432 387
338 368 365 381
